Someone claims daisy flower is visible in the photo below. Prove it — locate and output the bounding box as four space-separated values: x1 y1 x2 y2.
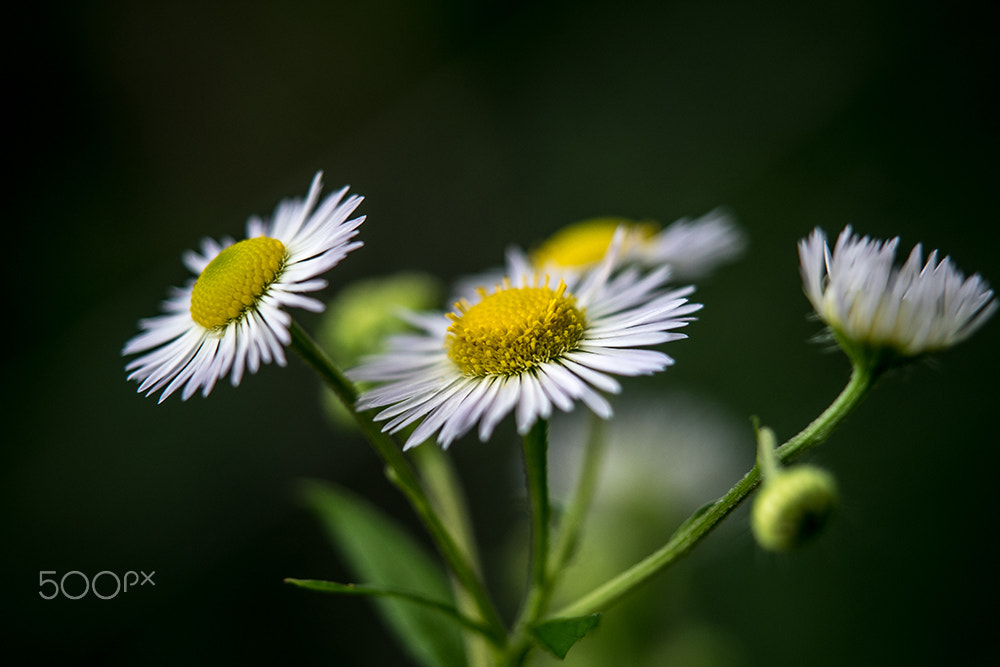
350 231 702 449
530 217 659 272
798 225 996 359
531 208 745 279
638 208 746 279
123 172 365 402
451 209 743 304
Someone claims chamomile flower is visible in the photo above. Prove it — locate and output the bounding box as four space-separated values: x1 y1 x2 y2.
453 209 743 302
639 208 746 279
532 208 745 279
350 232 702 449
799 226 996 361
531 217 659 271
123 172 365 402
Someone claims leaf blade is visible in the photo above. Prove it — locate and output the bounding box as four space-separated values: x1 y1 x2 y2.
531 614 601 659
298 480 466 667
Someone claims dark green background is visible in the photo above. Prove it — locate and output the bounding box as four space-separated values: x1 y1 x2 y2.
6 1 997 664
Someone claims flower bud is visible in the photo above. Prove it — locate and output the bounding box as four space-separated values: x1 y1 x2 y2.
318 271 441 368
317 272 441 430
751 465 838 552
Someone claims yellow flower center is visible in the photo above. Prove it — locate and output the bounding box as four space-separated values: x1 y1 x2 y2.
447 282 586 377
531 218 658 268
190 237 287 329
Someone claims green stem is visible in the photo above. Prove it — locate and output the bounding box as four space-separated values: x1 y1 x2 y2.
522 419 550 597
552 361 876 618
500 419 552 666
774 360 875 463
411 445 492 667
288 320 507 645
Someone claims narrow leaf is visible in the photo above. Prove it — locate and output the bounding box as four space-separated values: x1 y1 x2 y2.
297 480 465 667
531 614 601 659
283 579 494 638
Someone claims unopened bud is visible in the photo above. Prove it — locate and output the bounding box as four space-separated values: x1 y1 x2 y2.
751 465 838 552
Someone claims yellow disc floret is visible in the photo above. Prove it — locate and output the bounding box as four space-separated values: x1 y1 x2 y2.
190 237 287 329
532 218 658 269
447 281 586 377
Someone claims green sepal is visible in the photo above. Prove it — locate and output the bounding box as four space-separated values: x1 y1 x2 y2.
530 614 601 659
297 479 466 667
673 501 715 536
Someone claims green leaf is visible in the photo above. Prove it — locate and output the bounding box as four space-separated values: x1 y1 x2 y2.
283 579 495 638
530 614 601 659
297 480 466 667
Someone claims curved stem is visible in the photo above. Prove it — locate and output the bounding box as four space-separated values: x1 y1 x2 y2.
288 320 507 645
774 361 874 463
412 445 492 667
553 464 761 619
552 361 876 618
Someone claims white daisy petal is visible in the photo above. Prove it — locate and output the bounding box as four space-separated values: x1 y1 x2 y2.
270 291 325 313
516 373 550 434
436 379 496 448
200 326 238 397
565 347 670 375
230 318 253 386
582 331 678 348
640 208 747 279
575 381 614 419
403 378 481 448
535 365 576 413
374 376 465 423
130 328 205 391
557 357 622 394
248 317 272 367
274 278 328 294
123 172 365 400
479 375 521 441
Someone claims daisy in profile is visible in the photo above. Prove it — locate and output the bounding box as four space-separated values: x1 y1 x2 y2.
350 231 702 449
123 172 365 402
531 208 745 279
799 225 996 361
451 209 744 303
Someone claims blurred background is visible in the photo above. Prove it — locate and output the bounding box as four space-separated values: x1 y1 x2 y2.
5 0 998 664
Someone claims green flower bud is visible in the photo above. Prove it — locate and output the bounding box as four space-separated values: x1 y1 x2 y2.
751 465 838 552
318 271 442 368
317 272 441 430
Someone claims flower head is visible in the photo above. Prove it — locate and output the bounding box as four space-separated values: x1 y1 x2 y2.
799 226 996 361
531 208 745 279
452 209 743 305
350 231 701 449
530 217 659 271
639 208 746 279
123 172 365 402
